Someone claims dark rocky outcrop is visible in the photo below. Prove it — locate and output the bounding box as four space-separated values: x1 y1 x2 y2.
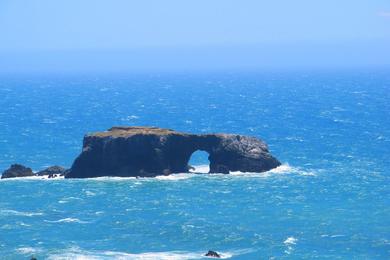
36 166 67 177
205 250 221 258
1 164 34 179
66 126 281 178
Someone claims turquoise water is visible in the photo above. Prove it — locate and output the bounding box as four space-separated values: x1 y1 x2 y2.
0 71 389 259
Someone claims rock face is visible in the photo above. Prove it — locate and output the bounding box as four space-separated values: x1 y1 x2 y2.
36 166 67 176
66 126 281 178
1 164 34 179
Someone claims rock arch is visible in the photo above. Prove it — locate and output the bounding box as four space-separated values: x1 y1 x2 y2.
187 150 210 171
66 126 281 178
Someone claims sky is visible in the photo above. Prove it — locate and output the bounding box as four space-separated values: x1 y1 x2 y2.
0 0 389 73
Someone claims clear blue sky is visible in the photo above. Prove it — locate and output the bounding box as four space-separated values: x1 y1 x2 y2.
1 0 389 73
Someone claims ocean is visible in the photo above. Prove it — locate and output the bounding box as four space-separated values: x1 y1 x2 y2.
0 70 389 259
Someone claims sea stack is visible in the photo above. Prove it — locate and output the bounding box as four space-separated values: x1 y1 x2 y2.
1 164 34 179
65 126 281 178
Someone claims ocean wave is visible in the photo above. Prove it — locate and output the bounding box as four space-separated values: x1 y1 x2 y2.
230 164 316 178
46 247 250 259
284 236 298 245
271 164 316 176
284 236 298 255
45 218 89 224
155 173 197 181
59 196 82 204
321 234 345 238
0 209 44 217
85 190 96 196
16 247 42 255
160 164 316 180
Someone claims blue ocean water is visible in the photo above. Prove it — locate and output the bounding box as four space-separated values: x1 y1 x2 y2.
0 70 389 259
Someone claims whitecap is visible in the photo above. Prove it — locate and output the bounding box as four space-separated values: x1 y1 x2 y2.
330 234 345 238
16 247 41 255
284 237 298 255
58 196 82 204
0 209 44 217
85 190 96 196
18 222 31 227
284 236 298 245
45 218 89 224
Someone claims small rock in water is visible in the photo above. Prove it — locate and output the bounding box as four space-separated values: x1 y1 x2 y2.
1 164 34 179
205 250 221 258
36 166 66 176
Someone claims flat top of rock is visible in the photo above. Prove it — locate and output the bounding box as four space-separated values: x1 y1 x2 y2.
90 126 184 138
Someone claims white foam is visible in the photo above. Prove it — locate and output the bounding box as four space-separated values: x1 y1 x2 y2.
284 236 298 245
271 164 316 176
58 197 82 204
85 190 96 196
0 175 64 181
47 248 239 260
269 164 294 174
155 173 196 181
229 164 288 178
95 164 316 180
330 234 345 238
190 164 210 173
0 209 44 217
45 218 88 224
1 164 316 182
16 247 41 255
284 236 298 255
92 176 138 181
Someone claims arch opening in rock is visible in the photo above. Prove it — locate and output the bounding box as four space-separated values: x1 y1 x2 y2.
187 150 210 173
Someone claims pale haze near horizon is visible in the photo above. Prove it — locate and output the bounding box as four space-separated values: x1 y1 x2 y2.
0 0 389 73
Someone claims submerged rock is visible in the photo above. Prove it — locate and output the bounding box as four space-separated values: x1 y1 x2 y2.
1 164 34 179
36 166 67 177
66 126 281 178
205 250 221 258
